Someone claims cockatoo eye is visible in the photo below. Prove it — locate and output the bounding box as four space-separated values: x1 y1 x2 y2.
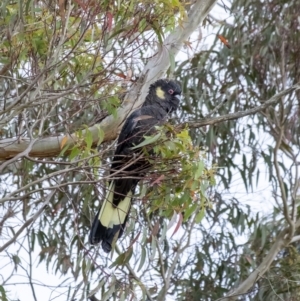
168 89 174 95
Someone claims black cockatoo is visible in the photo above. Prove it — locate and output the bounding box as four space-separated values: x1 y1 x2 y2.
89 79 182 253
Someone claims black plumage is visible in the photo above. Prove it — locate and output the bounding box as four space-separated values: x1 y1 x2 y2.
89 79 182 253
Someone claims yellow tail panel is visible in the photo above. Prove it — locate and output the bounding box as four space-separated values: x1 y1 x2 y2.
98 181 132 228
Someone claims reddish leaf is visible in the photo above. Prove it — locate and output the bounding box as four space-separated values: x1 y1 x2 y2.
58 0 66 25
147 220 160 242
171 212 183 238
105 12 113 32
217 34 231 49
127 231 141 249
60 136 68 149
150 174 165 186
115 72 127 79
151 220 160 237
114 72 136 82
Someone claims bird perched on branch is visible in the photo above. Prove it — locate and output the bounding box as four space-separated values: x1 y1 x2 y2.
89 79 182 253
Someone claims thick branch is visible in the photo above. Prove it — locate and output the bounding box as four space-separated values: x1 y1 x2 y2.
291 235 300 243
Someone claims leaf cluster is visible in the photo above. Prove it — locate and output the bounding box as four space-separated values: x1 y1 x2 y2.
141 125 215 223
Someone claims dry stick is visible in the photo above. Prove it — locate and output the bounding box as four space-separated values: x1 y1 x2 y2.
0 166 78 203
1 180 101 203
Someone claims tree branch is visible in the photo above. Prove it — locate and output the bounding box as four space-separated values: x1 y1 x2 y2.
291 235 300 243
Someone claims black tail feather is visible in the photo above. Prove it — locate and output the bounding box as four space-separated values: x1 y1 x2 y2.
89 209 129 253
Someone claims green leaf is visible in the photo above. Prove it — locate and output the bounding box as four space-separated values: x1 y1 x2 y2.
102 275 116 301
31 229 35 251
89 279 106 297
195 208 205 223
0 286 8 301
194 161 204 179
183 203 197 222
85 129 93 150
131 133 162 150
96 126 105 146
167 211 178 231
82 258 87 282
137 246 146 272
12 254 21 271
69 147 80 160
109 247 133 269
150 236 157 261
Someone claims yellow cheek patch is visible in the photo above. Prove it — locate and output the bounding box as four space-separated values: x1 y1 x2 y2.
156 87 165 99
